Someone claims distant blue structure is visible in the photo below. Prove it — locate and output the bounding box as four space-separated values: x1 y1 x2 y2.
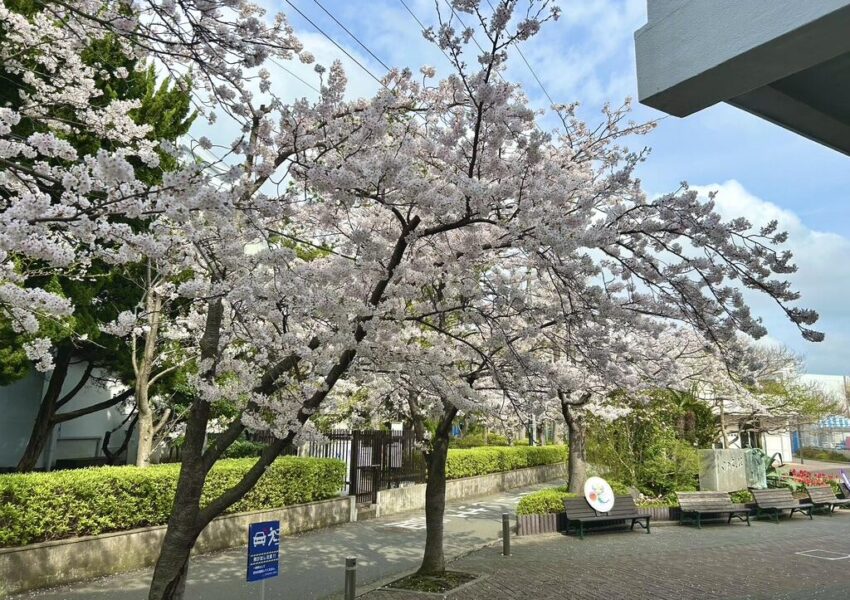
819 415 850 429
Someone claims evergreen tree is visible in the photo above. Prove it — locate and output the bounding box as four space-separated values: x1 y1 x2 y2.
1 0 194 471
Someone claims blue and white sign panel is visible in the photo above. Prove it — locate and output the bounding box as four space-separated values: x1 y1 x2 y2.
247 520 280 582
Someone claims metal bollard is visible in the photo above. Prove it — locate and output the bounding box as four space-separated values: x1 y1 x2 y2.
344 557 357 600
502 513 511 557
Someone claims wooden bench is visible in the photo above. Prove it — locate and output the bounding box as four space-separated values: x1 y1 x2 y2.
806 485 850 513
563 496 650 540
750 488 813 523
677 491 751 528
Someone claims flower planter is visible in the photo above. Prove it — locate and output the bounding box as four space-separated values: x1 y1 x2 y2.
516 512 567 535
639 506 681 522
516 506 681 536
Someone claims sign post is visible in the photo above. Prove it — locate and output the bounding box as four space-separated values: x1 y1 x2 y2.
247 520 280 599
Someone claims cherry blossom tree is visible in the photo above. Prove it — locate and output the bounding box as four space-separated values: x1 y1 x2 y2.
0 0 197 471
678 337 837 447
100 258 198 467
1 1 825 597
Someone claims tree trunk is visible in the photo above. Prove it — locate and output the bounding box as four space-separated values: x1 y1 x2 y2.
103 412 139 465
147 294 224 600
559 393 590 494
148 385 213 599
718 401 729 449
16 344 74 472
565 409 587 494
135 289 162 467
418 405 457 576
135 390 155 468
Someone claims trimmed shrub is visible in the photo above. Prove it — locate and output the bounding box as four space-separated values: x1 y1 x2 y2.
445 445 567 480
517 486 577 515
449 433 510 448
486 434 510 446
729 489 754 504
609 480 631 496
0 457 344 547
221 440 265 458
635 494 678 508
516 479 631 515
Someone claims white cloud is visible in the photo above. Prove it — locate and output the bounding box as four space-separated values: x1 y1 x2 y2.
504 0 646 112
692 181 850 375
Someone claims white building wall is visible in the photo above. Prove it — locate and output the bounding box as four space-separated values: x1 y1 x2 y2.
0 363 136 470
0 370 47 469
52 364 136 466
762 431 793 464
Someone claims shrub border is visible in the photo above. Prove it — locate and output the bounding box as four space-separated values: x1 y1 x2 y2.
0 495 355 596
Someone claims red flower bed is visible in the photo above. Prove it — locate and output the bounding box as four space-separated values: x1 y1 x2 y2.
788 468 839 487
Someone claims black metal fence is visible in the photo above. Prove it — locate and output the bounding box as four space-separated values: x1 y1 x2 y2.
246 431 297 455
160 428 425 503
302 429 425 503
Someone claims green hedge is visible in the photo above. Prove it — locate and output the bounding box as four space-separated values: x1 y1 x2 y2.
0 457 345 547
446 445 567 480
516 486 577 515
449 433 510 448
516 481 630 515
729 489 754 504
221 440 265 458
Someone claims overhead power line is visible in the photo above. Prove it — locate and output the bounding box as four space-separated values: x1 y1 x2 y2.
483 0 558 108
284 0 386 88
310 0 393 73
269 57 322 93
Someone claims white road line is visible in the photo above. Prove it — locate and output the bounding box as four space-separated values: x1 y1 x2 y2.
795 549 850 560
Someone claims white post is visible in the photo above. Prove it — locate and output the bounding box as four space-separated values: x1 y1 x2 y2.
531 413 537 446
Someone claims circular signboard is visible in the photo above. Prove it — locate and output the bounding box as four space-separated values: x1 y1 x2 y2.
583 476 615 512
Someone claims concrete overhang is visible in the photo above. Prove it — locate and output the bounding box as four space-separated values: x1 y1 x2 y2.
635 0 850 155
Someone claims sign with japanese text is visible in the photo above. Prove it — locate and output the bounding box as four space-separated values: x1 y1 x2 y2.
247 520 280 582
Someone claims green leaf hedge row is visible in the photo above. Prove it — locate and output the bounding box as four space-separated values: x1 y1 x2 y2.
0 457 345 547
448 433 510 448
446 445 567 480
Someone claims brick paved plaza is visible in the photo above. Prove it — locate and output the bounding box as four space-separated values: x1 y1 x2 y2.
361 512 850 599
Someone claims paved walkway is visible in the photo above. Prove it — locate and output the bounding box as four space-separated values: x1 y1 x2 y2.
362 511 850 600
11 484 549 600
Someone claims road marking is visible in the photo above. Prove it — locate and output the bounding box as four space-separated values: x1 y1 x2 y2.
795 549 850 561
383 516 451 530
452 507 489 518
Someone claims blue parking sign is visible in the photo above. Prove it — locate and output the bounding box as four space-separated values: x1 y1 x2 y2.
247 520 280 582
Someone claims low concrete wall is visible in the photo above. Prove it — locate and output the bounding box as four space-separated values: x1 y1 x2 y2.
0 495 355 596
376 462 567 518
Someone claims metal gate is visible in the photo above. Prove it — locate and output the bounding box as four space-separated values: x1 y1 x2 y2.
302 429 425 504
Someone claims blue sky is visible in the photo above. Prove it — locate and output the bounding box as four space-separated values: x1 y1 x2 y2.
251 0 850 374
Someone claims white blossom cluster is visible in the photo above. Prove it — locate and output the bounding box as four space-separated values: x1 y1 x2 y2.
1 0 822 444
